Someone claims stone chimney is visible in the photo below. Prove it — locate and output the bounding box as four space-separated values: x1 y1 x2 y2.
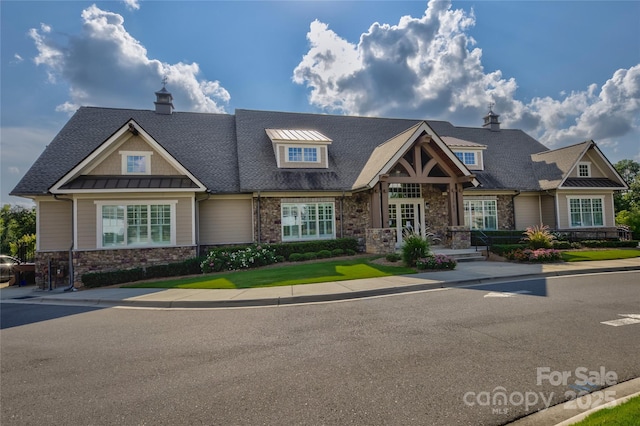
482 105 500 131
154 80 174 115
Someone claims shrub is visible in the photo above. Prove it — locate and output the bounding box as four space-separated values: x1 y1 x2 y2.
402 232 430 267
269 238 359 259
385 253 401 262
346 249 356 256
416 255 457 270
317 250 332 259
275 255 285 263
331 248 345 257
580 240 639 248
288 253 304 262
82 268 146 288
504 248 562 263
491 244 527 256
523 224 555 249
201 244 278 273
552 240 572 250
303 252 318 261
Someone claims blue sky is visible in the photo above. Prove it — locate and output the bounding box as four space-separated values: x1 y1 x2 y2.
2 0 639 206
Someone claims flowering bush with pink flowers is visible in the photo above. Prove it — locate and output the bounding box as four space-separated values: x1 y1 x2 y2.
504 248 562 263
416 254 457 270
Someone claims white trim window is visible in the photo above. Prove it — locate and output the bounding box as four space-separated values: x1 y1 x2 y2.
287 146 319 163
121 151 152 175
464 199 497 230
281 202 335 241
568 197 603 227
577 162 591 177
454 151 477 166
96 201 176 248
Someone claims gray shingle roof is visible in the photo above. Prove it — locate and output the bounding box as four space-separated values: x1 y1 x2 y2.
11 107 239 196
13 106 619 197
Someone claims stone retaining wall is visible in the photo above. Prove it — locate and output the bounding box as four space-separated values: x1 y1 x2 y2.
446 226 471 249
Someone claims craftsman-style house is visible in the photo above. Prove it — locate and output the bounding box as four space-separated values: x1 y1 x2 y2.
11 87 628 286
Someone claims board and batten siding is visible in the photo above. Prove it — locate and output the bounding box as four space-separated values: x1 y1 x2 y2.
175 197 194 245
540 195 556 228
556 191 614 228
77 199 97 249
38 200 72 251
199 198 253 245
514 195 540 230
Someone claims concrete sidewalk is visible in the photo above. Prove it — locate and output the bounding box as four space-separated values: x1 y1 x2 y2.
2 257 639 309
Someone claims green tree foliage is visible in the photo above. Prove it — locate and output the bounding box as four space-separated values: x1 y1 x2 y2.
0 204 36 255
614 160 640 238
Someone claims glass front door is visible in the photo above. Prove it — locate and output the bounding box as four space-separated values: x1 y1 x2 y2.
389 201 423 247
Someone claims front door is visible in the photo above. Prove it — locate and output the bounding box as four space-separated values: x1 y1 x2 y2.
389 201 423 247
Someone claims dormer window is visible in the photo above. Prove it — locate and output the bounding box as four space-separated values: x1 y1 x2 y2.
121 151 152 175
454 151 477 166
578 162 591 177
266 129 332 169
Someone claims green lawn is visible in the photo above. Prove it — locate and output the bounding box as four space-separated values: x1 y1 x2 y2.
126 257 415 289
571 395 640 426
561 249 640 262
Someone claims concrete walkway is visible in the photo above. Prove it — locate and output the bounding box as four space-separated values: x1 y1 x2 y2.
2 257 639 309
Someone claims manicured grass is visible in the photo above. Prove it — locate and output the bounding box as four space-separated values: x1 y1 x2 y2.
126 257 415 289
561 249 640 262
571 395 640 426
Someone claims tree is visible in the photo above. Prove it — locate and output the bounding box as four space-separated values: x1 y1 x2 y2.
0 204 36 255
614 160 640 212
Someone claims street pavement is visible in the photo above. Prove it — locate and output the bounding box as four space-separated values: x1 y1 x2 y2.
2 257 639 426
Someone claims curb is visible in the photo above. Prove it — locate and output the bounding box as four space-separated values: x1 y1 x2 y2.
507 377 640 426
4 265 639 309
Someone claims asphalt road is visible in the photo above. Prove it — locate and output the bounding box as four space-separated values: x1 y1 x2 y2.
1 271 638 425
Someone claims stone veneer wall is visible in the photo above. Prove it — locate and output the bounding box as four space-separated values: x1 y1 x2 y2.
365 228 397 254
497 195 515 230
446 226 471 249
255 194 371 249
34 251 71 289
72 246 196 287
422 184 449 239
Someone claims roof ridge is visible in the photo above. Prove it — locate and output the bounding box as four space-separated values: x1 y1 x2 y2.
534 140 592 156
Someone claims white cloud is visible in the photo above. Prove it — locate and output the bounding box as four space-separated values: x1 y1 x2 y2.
294 0 640 158
13 54 24 63
123 0 140 11
28 5 229 113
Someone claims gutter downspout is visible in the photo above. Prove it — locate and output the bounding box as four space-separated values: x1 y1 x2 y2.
256 192 261 244
54 194 75 292
195 191 211 256
340 191 345 238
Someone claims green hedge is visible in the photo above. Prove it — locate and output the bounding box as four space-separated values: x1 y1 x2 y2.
270 238 359 258
82 257 205 288
490 243 527 256
579 240 639 248
471 230 524 245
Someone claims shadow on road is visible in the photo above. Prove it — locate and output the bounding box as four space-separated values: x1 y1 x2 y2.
451 277 549 296
0 303 103 330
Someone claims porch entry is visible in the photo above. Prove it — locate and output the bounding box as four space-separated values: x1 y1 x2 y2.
388 200 424 247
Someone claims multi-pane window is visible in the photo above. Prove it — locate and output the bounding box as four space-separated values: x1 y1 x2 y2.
464 199 497 230
101 203 173 247
578 162 591 177
569 198 603 227
287 147 318 163
455 151 476 165
121 151 151 174
389 183 422 199
282 202 335 241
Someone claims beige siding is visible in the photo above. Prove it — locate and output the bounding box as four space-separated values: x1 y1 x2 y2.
199 199 253 244
77 199 97 249
38 200 72 251
514 195 540 230
540 195 556 228
90 136 181 176
568 150 614 179
556 191 614 228
175 197 194 245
